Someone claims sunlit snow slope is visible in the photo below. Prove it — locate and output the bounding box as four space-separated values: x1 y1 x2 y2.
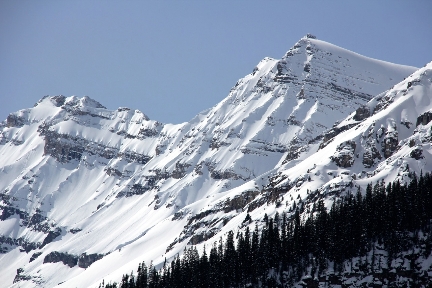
0 35 418 287
267 61 432 206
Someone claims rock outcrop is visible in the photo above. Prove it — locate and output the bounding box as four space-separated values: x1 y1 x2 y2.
43 251 78 268
331 140 356 168
78 253 104 268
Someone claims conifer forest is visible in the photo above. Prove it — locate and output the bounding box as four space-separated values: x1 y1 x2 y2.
100 172 432 287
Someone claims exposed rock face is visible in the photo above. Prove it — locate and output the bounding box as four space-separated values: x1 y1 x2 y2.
331 140 356 168
51 95 66 107
40 228 62 248
29 252 42 263
362 146 382 168
13 268 31 283
210 169 250 181
174 214 226 247
191 161 255 181
282 146 301 163
39 125 152 164
0 199 62 253
0 236 38 253
220 190 260 213
59 95 106 109
116 183 154 198
327 82 373 102
6 114 25 128
43 251 78 268
171 162 191 179
105 167 122 177
138 127 161 138
69 228 82 234
187 229 220 246
171 190 260 247
353 105 370 121
42 135 84 163
372 93 397 115
0 204 27 221
28 212 50 232
358 123 386 168
410 147 424 160
416 111 432 126
382 130 399 158
318 123 358 149
246 176 292 212
78 253 104 268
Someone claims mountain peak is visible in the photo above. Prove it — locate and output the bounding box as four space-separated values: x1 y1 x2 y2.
304 33 317 39
35 95 106 109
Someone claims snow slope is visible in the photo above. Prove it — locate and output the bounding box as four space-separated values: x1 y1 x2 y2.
271 61 432 202
0 35 419 287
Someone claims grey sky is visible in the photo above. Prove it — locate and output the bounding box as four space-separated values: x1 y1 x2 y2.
1 1 431 124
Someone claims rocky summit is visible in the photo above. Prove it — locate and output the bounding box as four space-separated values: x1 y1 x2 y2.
2 35 432 287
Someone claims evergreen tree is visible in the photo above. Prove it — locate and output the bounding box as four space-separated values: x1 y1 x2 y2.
137 262 148 288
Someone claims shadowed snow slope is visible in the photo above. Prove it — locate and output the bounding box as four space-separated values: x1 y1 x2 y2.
0 36 419 287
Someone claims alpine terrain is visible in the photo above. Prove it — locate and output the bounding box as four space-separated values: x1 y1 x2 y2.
1 35 431 287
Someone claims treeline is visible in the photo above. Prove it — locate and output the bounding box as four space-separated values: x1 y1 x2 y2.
100 172 432 288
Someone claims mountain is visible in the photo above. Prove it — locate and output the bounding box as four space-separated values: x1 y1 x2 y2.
0 35 421 287
270 60 432 193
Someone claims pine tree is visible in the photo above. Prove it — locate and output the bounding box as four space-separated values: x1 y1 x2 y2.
120 274 130 288
198 246 210 288
128 271 136 288
209 242 220 288
136 262 148 288
224 230 237 287
251 223 260 285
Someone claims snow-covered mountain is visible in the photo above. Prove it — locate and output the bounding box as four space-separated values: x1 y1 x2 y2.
0 35 422 287
260 60 432 210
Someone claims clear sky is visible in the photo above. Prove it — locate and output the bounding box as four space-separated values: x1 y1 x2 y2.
1 1 431 124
